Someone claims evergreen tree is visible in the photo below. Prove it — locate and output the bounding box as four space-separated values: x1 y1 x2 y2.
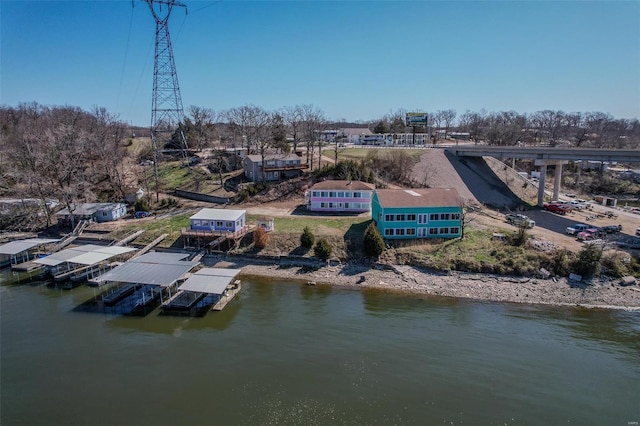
314 238 332 261
300 226 315 248
363 222 385 258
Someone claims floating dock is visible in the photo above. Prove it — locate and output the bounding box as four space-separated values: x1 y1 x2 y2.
161 268 242 316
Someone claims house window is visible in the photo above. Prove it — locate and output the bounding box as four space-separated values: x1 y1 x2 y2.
216 221 223 227
329 202 335 208
102 212 107 217
353 192 362 198
329 192 336 198
321 202 327 208
384 229 393 236
312 191 319 197
407 214 416 221
418 214 428 224
429 228 438 235
440 213 450 220
418 228 427 237
395 214 405 221
429 213 439 221
450 227 460 234
395 229 405 236
439 227 449 234
338 192 344 198
406 228 416 236
226 221 233 228
345 192 351 198
344 203 350 209
385 214 394 222
452 213 461 220
321 191 327 197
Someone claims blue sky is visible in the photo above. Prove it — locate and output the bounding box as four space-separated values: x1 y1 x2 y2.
1 1 639 126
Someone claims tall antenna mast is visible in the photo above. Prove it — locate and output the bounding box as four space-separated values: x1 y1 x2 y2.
143 0 189 201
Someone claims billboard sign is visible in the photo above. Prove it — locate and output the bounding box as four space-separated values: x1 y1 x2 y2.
406 112 428 126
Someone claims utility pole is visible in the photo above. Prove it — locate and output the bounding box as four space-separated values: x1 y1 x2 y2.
141 0 189 202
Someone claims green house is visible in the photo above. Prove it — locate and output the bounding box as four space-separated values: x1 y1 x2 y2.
371 188 462 239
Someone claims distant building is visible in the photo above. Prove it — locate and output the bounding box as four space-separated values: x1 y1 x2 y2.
372 188 462 239
56 203 127 223
243 153 308 182
306 180 375 213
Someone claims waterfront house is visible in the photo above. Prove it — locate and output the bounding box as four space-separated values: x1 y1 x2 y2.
306 180 375 213
56 203 127 223
243 153 308 182
187 208 246 233
371 188 462 239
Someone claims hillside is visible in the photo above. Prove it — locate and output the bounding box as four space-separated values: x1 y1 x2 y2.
411 150 537 208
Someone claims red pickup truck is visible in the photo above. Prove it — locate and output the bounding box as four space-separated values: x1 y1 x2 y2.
543 202 571 215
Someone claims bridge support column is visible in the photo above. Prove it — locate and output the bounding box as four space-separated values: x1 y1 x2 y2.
537 164 547 207
553 161 563 201
535 159 568 207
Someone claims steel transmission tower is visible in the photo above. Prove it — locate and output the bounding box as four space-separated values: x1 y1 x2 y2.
143 0 189 200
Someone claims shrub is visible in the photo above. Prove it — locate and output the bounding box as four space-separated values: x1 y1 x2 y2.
134 198 150 213
572 244 602 278
363 222 384 258
300 226 315 249
314 238 332 261
253 227 270 250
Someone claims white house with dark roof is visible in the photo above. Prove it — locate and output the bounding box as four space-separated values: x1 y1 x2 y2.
371 188 462 239
306 180 375 213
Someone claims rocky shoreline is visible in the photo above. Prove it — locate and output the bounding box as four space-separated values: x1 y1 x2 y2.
206 258 640 312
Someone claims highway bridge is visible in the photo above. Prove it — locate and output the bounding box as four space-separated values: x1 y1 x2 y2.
446 146 640 206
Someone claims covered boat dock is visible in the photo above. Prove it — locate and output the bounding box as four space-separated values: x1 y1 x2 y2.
91 252 199 315
162 267 242 316
0 238 59 270
34 244 136 285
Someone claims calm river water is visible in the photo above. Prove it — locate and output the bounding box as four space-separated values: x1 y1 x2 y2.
1 269 639 425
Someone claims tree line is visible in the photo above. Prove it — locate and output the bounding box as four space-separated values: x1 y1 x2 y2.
1 101 638 227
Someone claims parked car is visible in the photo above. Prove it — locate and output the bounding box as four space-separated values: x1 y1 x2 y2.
577 228 605 241
505 213 535 228
601 225 622 234
566 224 589 235
565 200 587 210
135 211 150 219
543 202 571 215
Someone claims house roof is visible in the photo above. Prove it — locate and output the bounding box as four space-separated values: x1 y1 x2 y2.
246 153 301 162
375 188 461 208
56 203 125 216
310 180 375 191
190 208 245 221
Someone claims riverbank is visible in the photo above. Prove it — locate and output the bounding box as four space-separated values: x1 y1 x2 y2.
208 258 640 311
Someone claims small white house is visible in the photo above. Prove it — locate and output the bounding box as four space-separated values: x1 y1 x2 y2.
188 208 246 233
56 203 127 223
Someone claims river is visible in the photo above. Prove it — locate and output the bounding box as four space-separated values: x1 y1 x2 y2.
1 269 639 425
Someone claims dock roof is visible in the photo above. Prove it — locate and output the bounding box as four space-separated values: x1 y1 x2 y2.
0 238 59 255
92 252 198 287
190 208 245 222
178 268 242 295
34 244 135 266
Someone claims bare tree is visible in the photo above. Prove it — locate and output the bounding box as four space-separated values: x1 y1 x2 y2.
222 105 271 154
188 105 217 150
440 109 457 140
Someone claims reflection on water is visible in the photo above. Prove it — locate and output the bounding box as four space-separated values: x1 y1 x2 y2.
1 269 639 425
